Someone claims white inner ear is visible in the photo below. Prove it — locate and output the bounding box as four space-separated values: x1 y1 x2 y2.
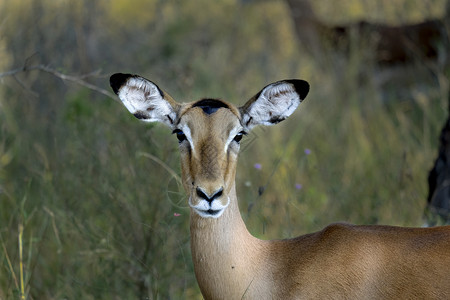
242 82 300 129
118 77 177 126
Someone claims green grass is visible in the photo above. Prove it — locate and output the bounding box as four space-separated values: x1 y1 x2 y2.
1 59 447 300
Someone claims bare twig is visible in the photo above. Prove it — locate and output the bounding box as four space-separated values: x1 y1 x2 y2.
0 64 117 100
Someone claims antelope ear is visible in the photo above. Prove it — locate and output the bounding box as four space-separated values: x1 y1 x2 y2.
110 73 180 128
239 79 309 130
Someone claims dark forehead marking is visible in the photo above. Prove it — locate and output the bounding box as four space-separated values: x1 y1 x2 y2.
192 99 229 115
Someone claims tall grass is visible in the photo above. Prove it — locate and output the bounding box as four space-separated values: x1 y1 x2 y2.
1 0 449 298
239 60 448 238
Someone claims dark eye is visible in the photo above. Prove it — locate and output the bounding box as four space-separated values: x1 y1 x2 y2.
173 129 186 143
233 131 246 143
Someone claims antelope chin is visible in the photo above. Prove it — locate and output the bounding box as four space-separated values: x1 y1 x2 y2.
189 197 230 219
194 208 225 218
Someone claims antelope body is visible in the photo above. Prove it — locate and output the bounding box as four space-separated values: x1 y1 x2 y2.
110 73 450 299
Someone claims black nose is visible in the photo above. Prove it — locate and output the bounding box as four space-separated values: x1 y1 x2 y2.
196 187 223 203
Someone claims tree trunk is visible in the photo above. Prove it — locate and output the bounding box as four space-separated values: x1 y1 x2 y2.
427 91 450 225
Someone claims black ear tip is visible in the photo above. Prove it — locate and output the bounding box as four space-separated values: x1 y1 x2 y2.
289 80 310 100
110 73 132 95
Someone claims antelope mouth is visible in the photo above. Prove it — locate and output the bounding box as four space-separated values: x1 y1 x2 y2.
206 209 221 216
193 207 225 218
189 196 230 219
193 207 225 219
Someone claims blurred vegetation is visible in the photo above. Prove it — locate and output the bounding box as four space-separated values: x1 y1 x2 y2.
0 0 449 298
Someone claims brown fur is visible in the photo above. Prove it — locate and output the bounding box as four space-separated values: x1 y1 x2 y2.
179 105 450 299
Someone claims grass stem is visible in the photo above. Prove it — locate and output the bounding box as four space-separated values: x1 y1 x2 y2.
19 224 25 300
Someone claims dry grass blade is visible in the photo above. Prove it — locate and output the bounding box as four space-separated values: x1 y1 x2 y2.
1 238 19 292
19 224 25 300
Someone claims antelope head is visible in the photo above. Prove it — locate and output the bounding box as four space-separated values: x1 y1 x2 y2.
110 74 309 219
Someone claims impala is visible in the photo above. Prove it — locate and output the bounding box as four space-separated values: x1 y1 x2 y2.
110 73 450 299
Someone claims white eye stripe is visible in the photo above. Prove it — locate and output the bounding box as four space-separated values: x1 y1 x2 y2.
178 124 195 153
177 123 242 154
224 127 244 153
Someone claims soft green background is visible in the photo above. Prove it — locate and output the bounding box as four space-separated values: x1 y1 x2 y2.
0 0 448 298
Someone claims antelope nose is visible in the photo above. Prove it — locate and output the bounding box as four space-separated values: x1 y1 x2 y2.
196 187 223 204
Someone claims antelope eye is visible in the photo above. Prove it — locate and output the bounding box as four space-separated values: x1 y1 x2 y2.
233 131 246 143
173 129 186 143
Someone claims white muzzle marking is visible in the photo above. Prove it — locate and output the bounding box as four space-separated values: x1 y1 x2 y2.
189 196 230 218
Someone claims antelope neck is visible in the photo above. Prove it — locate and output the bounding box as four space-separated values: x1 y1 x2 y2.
190 183 259 246
189 183 268 298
